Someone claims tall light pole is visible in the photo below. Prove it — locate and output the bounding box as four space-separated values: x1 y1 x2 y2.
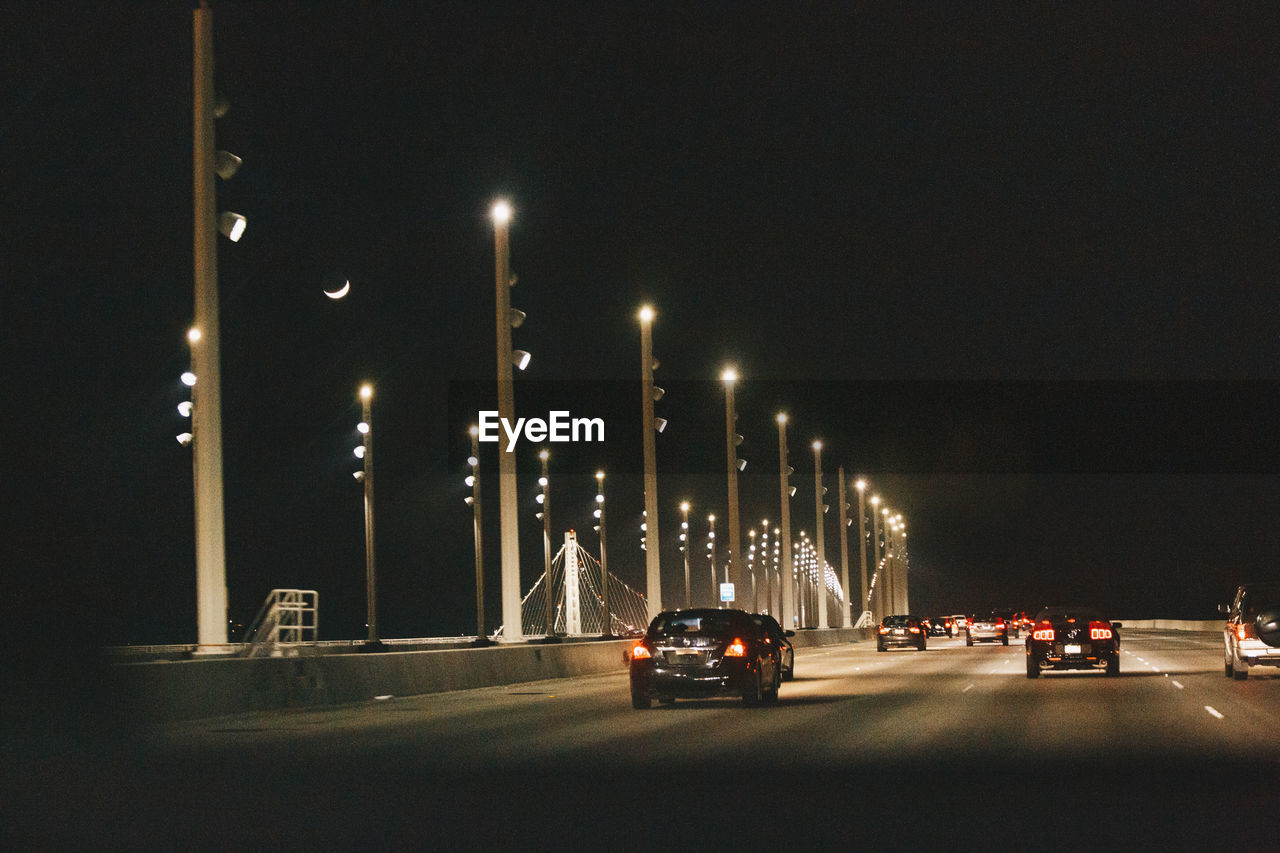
855 479 869 625
707 514 718 606
491 200 525 642
680 501 692 609
882 506 895 617
721 367 743 607
537 449 559 641
812 440 828 628
192 1 238 652
747 528 758 612
595 470 611 637
776 414 796 629
836 466 853 629
357 384 379 646
870 494 883 620
465 426 489 645
638 305 662 620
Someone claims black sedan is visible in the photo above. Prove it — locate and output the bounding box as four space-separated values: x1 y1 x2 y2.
1025 606 1122 678
877 615 927 651
629 608 784 707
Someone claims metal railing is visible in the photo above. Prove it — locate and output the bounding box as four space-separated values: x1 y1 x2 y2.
241 589 319 657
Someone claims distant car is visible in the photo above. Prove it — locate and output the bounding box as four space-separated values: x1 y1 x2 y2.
877 615 927 651
966 613 1008 646
629 608 783 708
1025 606 1121 678
951 615 968 635
1220 582 1280 680
752 612 796 681
922 616 950 637
991 609 1021 639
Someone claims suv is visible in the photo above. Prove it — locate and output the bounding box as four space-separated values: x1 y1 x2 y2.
966 612 1008 646
1220 582 1280 680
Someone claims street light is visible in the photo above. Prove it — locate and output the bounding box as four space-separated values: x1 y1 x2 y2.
812 440 828 629
836 465 853 629
639 305 662 619
493 199 524 642
356 384 381 649
707 514 718 607
466 426 490 646
747 528 758 612
855 479 869 624
776 413 796 629
722 367 742 609
596 470 612 638
538 449 560 642
680 501 692 608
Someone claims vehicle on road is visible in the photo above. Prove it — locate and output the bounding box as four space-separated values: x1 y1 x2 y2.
1220 582 1280 680
1025 606 1121 678
877 614 927 651
951 615 968 635
752 612 796 681
966 613 1008 646
992 609 1022 639
922 616 950 638
629 608 783 708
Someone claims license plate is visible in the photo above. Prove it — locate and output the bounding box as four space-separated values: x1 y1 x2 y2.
1064 644 1082 654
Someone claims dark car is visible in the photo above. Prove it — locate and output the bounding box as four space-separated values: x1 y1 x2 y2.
922 616 950 638
752 612 796 681
1220 582 1280 680
991 609 1021 639
1025 606 1121 678
877 614 927 651
629 608 784 708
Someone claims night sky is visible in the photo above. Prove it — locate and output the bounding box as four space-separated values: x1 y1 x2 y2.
8 2 1280 648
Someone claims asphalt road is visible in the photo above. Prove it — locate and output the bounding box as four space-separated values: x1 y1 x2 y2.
8 629 1279 848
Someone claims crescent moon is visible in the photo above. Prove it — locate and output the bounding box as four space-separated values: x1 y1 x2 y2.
323 279 351 300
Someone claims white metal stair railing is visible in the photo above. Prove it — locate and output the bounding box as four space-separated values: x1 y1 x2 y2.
241 589 319 657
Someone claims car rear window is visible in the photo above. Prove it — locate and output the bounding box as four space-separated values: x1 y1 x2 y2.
882 615 912 627
651 612 740 637
1240 587 1280 615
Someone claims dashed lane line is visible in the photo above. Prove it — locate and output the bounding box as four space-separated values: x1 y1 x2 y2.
1205 706 1224 719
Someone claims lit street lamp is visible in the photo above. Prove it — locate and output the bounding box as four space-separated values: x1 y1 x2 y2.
707 514 718 607
836 465 853 629
595 470 612 638
855 479 869 624
722 367 743 608
812 440 828 629
776 413 796 629
465 426 490 646
638 305 663 619
538 449 560 642
680 501 692 609
356 384 381 649
870 494 883 619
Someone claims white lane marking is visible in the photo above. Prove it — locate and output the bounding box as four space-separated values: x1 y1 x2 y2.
962 683 974 693
1172 680 1184 689
1205 706 1224 719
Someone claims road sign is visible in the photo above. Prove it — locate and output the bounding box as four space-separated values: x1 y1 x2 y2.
720 582 735 603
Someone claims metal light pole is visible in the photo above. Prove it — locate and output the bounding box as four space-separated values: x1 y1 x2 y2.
538 449 558 640
466 426 489 645
721 368 743 607
191 1 229 651
837 466 853 628
870 495 883 620
680 501 692 609
812 441 828 628
638 306 662 620
881 506 895 618
855 479 869 624
707 514 718 607
358 384 378 645
776 414 796 629
491 201 524 642
748 528 758 612
595 471 611 637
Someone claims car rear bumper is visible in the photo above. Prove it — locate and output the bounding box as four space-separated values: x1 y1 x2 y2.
631 662 752 697
1028 642 1116 670
878 634 923 648
1236 639 1280 666
968 630 1004 641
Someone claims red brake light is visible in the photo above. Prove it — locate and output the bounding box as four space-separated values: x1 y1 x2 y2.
1032 622 1055 641
630 642 651 660
908 626 920 634
878 626 889 634
994 618 1004 626
1234 623 1251 641
1089 621 1112 641
724 638 747 657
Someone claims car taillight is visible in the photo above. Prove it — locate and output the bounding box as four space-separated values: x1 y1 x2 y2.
878 626 889 634
909 626 920 634
1032 623 1055 641
1089 621 1112 641
630 642 652 660
1234 623 1252 641
724 638 747 657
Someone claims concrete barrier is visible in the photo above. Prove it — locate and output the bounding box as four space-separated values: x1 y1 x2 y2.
110 627 870 724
